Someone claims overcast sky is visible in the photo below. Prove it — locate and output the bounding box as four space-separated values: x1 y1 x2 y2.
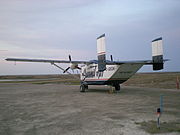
0 0 180 75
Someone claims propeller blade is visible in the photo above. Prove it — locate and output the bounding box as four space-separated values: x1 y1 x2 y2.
76 66 81 70
110 55 113 61
63 67 70 73
69 55 71 62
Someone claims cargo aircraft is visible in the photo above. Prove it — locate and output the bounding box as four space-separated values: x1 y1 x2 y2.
6 34 167 92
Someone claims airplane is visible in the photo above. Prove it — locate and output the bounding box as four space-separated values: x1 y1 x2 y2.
6 34 168 92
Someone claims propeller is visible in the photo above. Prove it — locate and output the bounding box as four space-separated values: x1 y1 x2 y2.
110 55 113 61
63 55 81 73
76 66 81 70
69 55 71 62
63 67 70 73
63 55 72 73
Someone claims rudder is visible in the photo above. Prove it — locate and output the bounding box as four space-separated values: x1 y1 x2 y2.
152 37 163 70
97 34 106 71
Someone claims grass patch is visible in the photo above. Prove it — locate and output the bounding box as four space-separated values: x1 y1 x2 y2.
0 79 80 85
32 80 80 85
1 72 180 89
124 72 180 89
0 74 80 85
135 120 180 134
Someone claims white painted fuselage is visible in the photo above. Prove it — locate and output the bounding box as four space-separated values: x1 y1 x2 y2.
80 63 143 85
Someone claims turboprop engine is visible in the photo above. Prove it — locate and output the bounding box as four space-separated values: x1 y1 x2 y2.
63 55 81 73
70 63 79 69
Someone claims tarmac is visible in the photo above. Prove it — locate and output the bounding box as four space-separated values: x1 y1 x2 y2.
0 83 179 135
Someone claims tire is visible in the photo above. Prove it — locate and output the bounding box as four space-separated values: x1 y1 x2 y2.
80 84 85 92
84 85 88 89
114 84 120 91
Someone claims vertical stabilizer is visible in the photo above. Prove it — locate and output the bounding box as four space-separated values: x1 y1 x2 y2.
152 37 164 70
97 34 106 71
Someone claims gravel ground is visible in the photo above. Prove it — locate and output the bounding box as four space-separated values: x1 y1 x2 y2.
0 83 179 135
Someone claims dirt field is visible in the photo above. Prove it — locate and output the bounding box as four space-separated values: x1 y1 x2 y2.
0 83 179 135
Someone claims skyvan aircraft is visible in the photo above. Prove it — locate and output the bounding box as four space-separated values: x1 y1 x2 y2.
6 34 168 92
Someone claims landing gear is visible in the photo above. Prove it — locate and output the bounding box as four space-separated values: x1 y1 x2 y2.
80 85 85 92
114 84 120 91
84 85 88 89
80 84 88 92
109 84 120 93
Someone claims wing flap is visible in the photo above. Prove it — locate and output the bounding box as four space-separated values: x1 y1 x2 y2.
106 59 169 65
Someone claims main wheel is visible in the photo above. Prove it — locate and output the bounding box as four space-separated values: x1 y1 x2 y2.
80 84 85 92
114 84 120 91
84 85 88 89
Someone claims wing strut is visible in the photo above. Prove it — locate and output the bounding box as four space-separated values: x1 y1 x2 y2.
51 63 80 80
51 63 71 74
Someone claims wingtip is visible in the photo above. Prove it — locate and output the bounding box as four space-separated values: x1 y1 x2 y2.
5 58 15 61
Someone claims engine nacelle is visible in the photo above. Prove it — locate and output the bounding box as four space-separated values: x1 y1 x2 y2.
70 63 78 69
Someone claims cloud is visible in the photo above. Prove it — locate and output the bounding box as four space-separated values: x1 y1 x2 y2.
0 0 180 74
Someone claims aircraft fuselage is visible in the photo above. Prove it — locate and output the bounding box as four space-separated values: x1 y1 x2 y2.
80 63 143 86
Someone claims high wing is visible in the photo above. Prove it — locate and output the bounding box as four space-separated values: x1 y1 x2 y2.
5 58 168 65
5 58 94 64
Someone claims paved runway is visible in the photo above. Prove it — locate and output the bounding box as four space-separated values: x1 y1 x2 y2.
0 83 179 135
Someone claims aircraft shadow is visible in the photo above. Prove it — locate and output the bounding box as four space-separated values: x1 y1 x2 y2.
85 88 121 94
